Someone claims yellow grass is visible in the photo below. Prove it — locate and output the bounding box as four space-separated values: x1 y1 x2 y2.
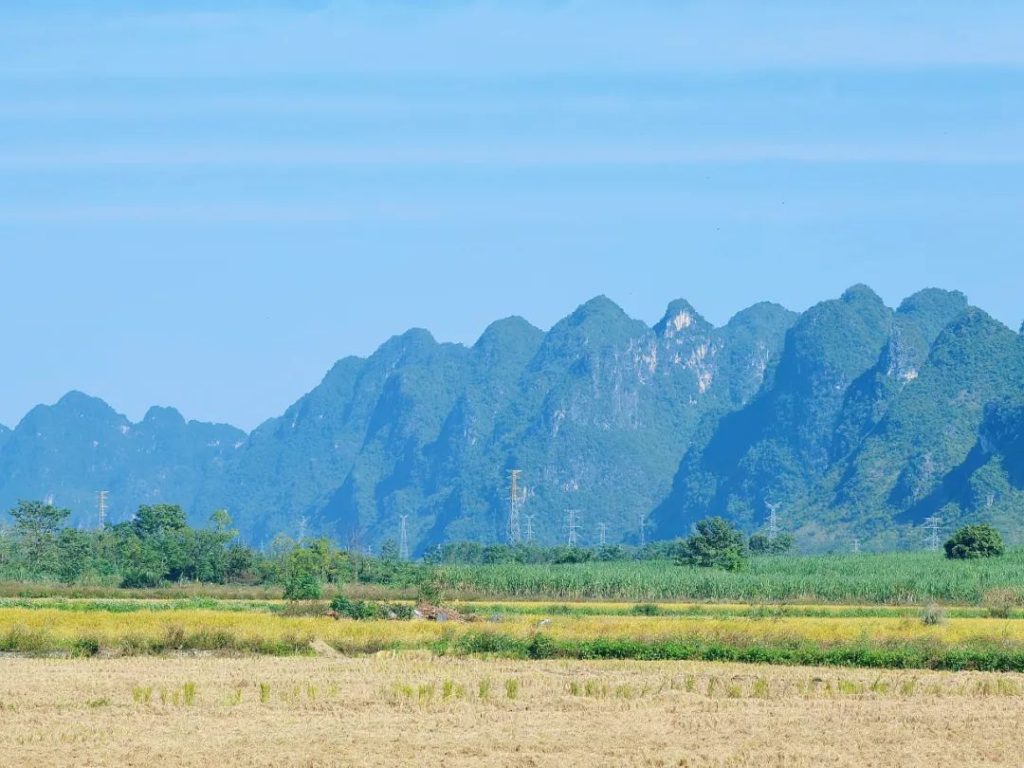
0 654 1021 766
2 606 1023 653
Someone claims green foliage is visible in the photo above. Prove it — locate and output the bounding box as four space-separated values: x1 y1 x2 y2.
748 533 794 555
282 548 322 600
944 524 1005 559
133 504 188 537
676 517 747 570
8 500 70 574
329 596 413 620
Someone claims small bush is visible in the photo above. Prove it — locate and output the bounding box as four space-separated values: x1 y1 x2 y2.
630 603 660 616
921 604 947 626
70 636 101 657
982 588 1021 619
944 524 1005 560
330 596 413 621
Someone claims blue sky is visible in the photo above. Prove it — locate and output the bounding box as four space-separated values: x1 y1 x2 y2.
1 1 1022 430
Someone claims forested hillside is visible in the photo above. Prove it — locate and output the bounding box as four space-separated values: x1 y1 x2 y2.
1 287 1020 553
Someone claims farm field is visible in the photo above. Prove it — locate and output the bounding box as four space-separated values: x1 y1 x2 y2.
5 596 1024 670
1 654 1022 767
7 550 1024 605
431 551 1024 603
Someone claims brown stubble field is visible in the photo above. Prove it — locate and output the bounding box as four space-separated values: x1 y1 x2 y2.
1 654 1022 767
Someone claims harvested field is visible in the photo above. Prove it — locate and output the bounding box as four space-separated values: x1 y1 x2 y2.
0 654 1021 766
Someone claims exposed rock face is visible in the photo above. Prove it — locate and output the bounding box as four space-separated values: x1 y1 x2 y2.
652 288 1024 551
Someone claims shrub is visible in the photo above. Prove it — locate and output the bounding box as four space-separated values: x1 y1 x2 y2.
921 603 946 626
982 588 1021 618
748 533 795 556
944 525 1005 560
330 596 412 620
630 603 660 616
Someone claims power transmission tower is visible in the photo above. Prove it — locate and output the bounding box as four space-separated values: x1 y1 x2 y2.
297 516 308 543
597 522 607 547
852 537 860 554
525 514 535 544
399 515 410 560
507 469 525 544
566 509 580 547
97 490 109 530
764 499 780 541
638 513 647 548
924 515 942 552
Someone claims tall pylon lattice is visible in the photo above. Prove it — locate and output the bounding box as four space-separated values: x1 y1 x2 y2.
507 469 525 544
764 499 780 541
924 515 942 552
566 509 580 547
97 490 109 530
852 537 861 554
399 515 410 560
638 513 647 548
525 514 535 544
597 522 607 547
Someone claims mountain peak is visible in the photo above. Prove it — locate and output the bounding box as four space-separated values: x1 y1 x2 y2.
572 295 628 320
898 287 968 316
56 390 110 409
724 301 797 329
48 391 126 424
840 284 885 306
896 288 971 347
655 299 708 338
142 405 187 428
373 327 439 360
473 316 544 352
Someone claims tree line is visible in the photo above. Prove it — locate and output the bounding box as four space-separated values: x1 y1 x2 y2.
2 500 997 592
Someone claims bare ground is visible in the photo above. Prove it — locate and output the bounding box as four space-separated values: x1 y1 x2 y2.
1 654 1021 767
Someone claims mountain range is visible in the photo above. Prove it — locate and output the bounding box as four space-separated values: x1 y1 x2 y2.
2 286 1021 554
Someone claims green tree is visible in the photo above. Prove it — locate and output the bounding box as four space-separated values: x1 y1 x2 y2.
944 524 1005 559
379 538 400 562
9 499 70 573
676 516 747 570
283 547 323 600
56 528 94 583
133 504 188 538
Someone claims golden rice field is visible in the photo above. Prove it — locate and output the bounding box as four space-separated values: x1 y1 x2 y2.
1 654 1022 767
2 605 1024 651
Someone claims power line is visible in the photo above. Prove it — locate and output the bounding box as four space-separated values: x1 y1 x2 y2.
764 499 780 541
508 469 524 544
924 515 942 552
566 509 580 547
399 515 410 561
